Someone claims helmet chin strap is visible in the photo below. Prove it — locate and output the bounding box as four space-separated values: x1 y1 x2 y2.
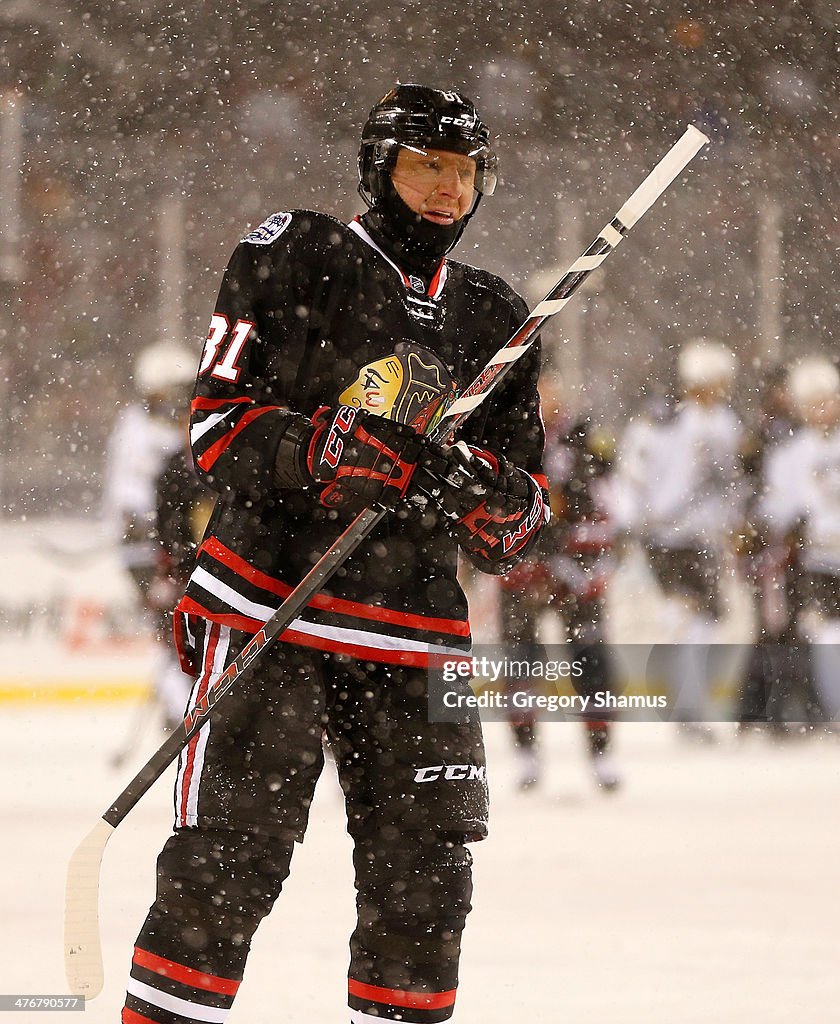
360 175 482 275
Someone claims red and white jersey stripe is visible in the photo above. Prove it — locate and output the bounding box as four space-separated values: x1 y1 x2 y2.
176 539 471 670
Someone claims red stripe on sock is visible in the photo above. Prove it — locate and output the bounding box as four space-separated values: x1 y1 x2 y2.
122 1008 157 1024
348 978 456 1010
132 946 240 996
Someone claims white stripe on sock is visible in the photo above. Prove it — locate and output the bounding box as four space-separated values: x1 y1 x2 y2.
127 977 230 1022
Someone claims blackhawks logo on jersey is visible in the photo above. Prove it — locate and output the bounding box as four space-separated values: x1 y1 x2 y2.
339 341 458 434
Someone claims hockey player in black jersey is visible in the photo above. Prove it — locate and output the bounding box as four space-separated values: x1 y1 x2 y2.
147 405 214 731
498 404 620 792
122 85 548 1024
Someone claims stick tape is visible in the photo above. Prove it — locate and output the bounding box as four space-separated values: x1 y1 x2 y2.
616 124 709 229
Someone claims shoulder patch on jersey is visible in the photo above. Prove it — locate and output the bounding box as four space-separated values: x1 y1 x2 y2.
241 211 293 246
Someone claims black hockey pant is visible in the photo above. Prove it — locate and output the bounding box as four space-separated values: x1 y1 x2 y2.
122 826 473 1024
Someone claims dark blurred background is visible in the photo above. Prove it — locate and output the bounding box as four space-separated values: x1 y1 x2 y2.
1 0 838 515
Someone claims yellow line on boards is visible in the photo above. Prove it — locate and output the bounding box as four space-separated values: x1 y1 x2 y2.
0 682 151 703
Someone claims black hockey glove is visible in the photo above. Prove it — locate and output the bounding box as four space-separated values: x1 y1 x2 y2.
304 404 426 510
414 440 548 569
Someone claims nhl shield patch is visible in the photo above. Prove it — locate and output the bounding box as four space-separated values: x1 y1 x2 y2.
242 211 293 245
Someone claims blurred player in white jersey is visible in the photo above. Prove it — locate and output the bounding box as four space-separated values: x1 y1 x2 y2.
758 354 840 722
101 341 196 604
736 365 822 732
102 342 197 748
610 338 746 735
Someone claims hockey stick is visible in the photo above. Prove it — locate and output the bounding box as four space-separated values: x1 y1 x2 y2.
64 124 708 998
108 691 158 770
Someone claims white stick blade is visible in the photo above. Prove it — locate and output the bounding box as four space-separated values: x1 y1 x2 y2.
64 818 114 999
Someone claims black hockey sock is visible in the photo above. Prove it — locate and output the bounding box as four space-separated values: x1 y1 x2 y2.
511 720 537 748
586 722 611 756
348 829 474 1023
123 828 294 1023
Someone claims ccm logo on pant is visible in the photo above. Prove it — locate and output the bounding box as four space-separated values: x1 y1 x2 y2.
414 764 486 783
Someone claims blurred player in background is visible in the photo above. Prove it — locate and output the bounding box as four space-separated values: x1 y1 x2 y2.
736 364 821 733
102 342 198 754
148 403 214 730
101 341 196 606
756 354 840 724
498 382 620 791
609 338 746 737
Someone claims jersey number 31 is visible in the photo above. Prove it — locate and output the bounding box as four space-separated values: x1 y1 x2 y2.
199 314 255 383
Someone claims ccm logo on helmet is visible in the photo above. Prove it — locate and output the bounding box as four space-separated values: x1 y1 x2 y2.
439 114 476 129
414 764 486 783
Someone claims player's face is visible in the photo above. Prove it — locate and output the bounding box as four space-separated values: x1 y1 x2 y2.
391 147 477 225
689 381 730 406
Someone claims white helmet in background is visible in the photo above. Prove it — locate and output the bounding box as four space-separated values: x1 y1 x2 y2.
135 341 195 396
787 354 840 413
678 337 737 389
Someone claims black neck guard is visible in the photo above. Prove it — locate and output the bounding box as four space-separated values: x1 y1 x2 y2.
360 178 468 277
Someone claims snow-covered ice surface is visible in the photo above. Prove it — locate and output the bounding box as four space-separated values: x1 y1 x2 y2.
2 703 839 1023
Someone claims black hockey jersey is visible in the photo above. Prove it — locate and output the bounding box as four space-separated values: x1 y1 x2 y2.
176 210 546 669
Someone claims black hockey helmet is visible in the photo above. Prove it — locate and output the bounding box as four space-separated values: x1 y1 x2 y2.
358 84 498 207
